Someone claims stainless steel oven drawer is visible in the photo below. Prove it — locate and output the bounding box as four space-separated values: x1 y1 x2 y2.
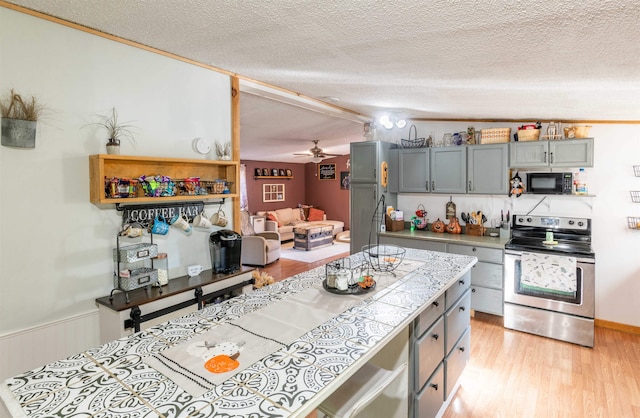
445 327 470 399
445 289 471 355
445 270 471 310
416 316 445 390
448 244 503 264
415 294 445 337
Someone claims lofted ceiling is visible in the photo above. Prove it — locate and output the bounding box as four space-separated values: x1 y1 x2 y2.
4 0 640 162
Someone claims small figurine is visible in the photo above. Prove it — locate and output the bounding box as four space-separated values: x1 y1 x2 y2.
509 172 525 197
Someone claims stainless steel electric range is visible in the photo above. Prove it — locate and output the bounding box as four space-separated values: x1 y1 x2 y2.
504 215 595 347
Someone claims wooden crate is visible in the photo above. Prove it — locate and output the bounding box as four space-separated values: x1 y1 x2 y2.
465 224 486 236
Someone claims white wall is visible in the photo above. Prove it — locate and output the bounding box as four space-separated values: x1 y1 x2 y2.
0 7 233 377
383 121 640 328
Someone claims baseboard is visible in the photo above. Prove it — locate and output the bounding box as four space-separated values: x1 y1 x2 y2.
595 318 640 335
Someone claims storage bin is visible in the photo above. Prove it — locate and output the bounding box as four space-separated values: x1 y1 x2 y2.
516 128 540 142
113 243 158 263
115 267 158 291
465 224 486 236
385 214 405 231
480 128 511 144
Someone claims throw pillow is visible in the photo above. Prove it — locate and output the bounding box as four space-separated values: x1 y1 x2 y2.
266 212 281 227
307 207 325 221
240 210 256 236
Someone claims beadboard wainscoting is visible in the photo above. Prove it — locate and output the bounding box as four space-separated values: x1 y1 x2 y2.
0 310 100 381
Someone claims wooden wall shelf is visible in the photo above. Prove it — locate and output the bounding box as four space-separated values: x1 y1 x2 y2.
254 175 293 180
89 154 239 204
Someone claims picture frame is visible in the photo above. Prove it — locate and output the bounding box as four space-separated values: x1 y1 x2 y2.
255 168 262 177
263 184 285 202
318 163 336 180
286 169 292 177
272 168 278 176
262 168 269 176
340 171 350 190
279 169 286 176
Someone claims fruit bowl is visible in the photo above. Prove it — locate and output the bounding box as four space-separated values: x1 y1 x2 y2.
361 244 405 273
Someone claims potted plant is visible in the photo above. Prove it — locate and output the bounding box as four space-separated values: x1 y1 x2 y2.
0 89 44 148
91 107 136 155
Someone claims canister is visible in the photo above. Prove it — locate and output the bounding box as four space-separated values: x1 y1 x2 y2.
336 269 350 291
153 253 169 286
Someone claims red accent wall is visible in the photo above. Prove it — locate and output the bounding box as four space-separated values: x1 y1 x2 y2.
242 155 350 230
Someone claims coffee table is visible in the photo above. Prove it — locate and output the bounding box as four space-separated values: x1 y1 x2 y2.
293 224 334 250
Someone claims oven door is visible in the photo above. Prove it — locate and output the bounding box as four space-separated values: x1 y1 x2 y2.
504 250 595 318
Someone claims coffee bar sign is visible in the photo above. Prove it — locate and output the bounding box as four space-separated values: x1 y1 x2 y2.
121 202 204 226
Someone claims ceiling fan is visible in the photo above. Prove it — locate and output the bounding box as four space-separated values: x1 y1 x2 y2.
293 140 340 163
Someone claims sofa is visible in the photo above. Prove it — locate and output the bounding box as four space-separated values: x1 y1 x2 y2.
256 207 344 242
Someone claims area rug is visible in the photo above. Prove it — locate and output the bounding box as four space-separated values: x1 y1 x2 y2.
279 241 350 263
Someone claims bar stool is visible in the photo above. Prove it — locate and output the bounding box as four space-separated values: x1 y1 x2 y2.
317 361 408 418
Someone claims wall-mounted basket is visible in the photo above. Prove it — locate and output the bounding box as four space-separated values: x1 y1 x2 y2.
1 118 36 148
627 217 640 230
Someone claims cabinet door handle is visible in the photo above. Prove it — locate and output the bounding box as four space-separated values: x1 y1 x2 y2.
472 288 476 293
426 180 429 191
459 280 465 285
432 333 439 341
459 306 466 312
432 301 439 307
459 346 466 352
544 151 547 163
472 247 477 252
468 180 472 191
550 152 554 163
430 383 439 390
432 180 435 190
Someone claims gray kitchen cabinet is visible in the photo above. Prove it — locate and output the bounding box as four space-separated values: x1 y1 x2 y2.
448 243 504 316
467 144 509 194
411 271 471 418
510 138 594 168
399 148 430 192
350 141 379 182
431 147 467 194
379 236 447 252
349 141 397 254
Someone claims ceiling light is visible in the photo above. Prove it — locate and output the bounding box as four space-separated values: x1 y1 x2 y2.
379 113 406 130
311 156 323 163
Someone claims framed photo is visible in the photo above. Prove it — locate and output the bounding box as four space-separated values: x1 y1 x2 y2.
272 168 278 176
318 163 336 180
263 184 285 202
286 169 292 177
255 168 262 177
279 169 286 176
262 168 269 176
340 171 350 190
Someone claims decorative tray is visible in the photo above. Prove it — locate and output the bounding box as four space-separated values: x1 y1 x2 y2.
322 279 376 295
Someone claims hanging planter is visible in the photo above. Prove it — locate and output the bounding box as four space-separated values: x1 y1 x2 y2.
1 118 37 148
0 89 44 149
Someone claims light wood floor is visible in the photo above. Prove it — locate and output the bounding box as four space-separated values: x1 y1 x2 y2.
260 250 640 418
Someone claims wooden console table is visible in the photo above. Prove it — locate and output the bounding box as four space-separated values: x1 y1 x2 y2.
95 266 255 343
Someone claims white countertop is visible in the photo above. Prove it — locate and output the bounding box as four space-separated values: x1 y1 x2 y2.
1 249 476 417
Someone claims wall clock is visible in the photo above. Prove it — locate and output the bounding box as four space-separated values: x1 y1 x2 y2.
193 137 211 155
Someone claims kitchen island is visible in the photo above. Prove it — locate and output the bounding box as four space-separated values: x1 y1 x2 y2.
1 248 476 417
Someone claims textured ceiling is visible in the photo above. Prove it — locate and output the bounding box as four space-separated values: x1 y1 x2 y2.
5 0 640 161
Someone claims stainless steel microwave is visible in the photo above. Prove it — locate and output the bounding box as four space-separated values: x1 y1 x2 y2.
526 172 573 194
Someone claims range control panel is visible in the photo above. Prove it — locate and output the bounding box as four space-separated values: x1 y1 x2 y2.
513 215 591 231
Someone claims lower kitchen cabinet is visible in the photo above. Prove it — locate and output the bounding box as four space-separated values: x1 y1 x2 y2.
448 244 504 316
411 271 471 417
416 363 445 418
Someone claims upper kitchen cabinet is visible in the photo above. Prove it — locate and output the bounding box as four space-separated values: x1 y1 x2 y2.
351 141 380 182
431 147 467 194
467 144 509 194
510 138 594 168
398 148 430 192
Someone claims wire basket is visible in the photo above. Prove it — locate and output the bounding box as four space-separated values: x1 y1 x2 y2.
361 244 406 273
400 124 426 148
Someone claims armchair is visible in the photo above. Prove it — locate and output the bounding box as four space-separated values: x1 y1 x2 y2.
239 210 281 267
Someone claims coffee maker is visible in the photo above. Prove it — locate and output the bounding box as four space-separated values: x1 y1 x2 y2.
209 230 242 273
